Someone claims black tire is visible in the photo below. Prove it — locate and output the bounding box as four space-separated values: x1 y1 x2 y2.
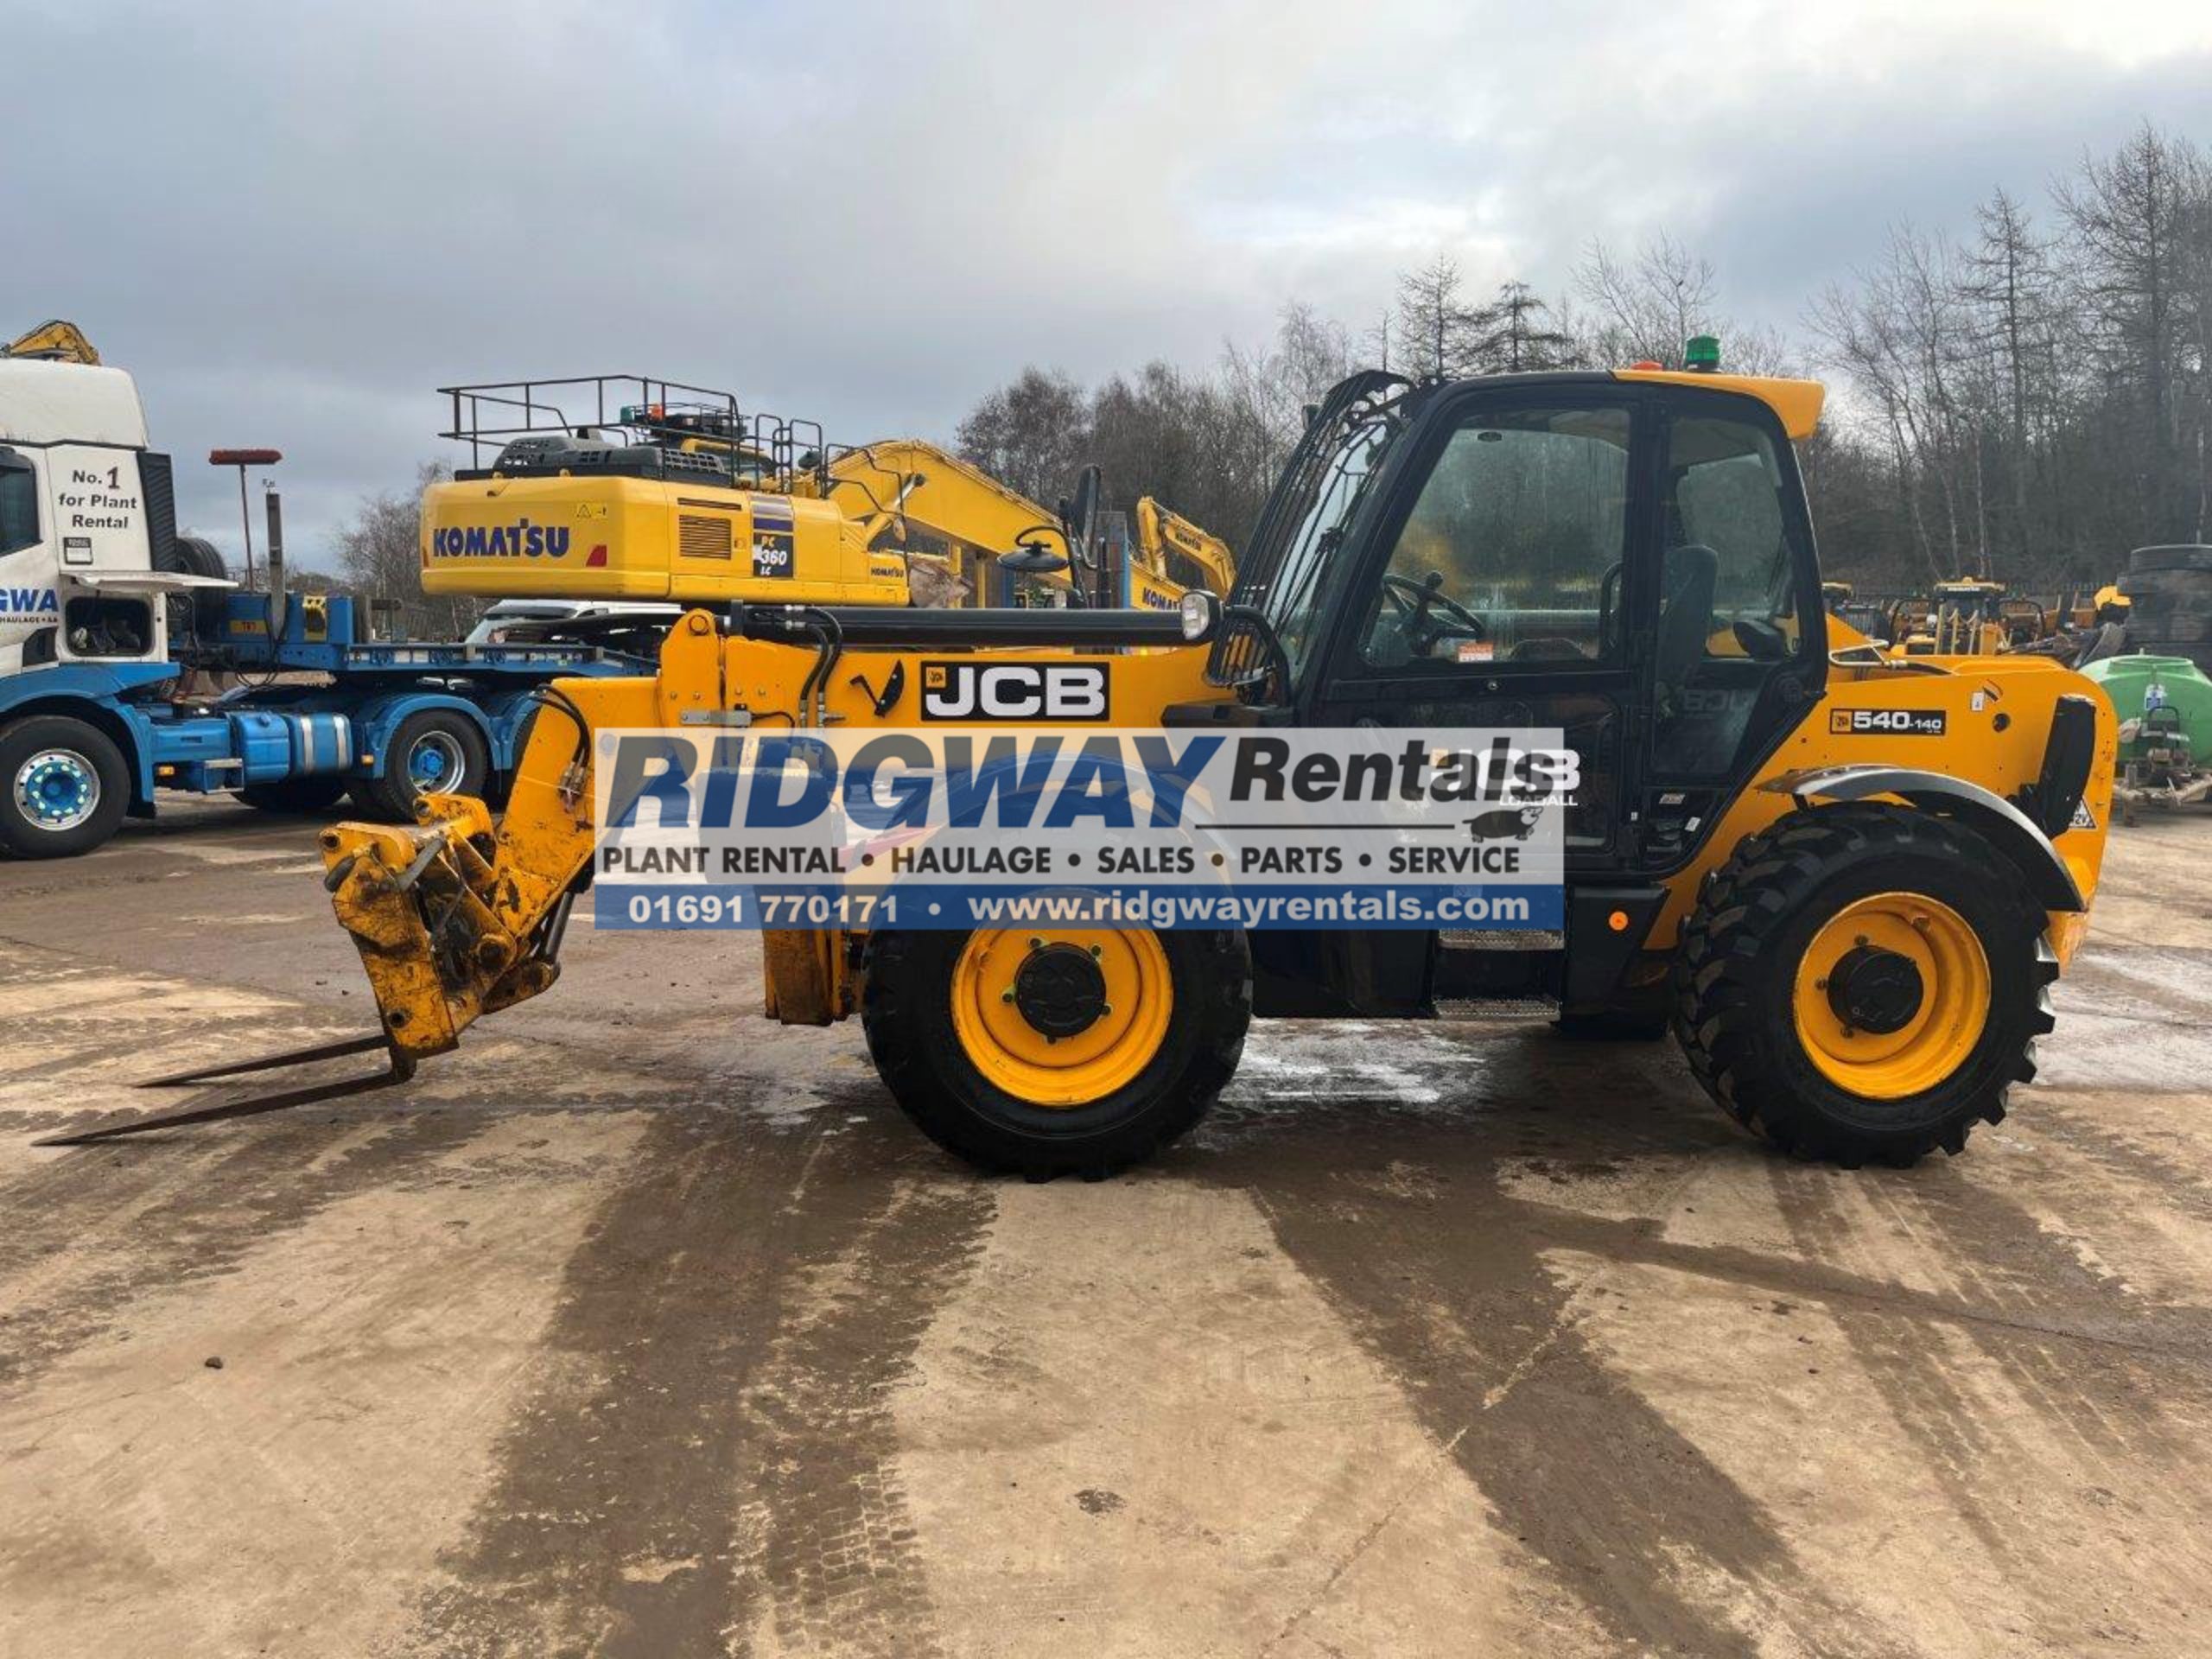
0 715 130 859
1672 804 2056 1166
2126 546 2212 575
861 926 1249 1179
353 709 490 821
2120 569 2211 624
156 533 231 643
234 774 349 815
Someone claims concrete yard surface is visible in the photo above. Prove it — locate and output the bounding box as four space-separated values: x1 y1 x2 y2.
3 801 2211 1656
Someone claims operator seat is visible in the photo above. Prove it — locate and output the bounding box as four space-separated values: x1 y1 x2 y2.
1654 543 1719 713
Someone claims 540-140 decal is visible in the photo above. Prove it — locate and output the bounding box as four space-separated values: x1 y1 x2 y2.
1829 707 1948 737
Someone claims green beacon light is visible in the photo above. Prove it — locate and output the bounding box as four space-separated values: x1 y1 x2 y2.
1684 334 1722 373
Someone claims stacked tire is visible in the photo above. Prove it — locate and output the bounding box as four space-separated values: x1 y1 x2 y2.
2122 546 2212 675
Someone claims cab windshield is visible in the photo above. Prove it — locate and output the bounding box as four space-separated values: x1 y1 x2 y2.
1218 373 1413 687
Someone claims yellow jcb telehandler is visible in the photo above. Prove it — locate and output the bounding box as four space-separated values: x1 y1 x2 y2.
52 351 2116 1179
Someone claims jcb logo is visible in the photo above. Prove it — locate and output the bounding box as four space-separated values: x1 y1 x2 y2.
920 662 1109 721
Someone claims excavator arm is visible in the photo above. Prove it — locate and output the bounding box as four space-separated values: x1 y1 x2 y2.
1134 497 1235 595
821 439 1080 603
3 319 101 364
822 444 1236 609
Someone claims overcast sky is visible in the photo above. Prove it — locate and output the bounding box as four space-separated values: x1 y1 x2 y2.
8 0 2210 569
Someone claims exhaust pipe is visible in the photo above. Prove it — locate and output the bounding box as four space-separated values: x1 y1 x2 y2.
264 486 287 639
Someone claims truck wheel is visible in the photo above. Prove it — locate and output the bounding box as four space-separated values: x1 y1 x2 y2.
862 925 1249 1179
234 775 348 815
354 710 489 821
0 715 130 859
1672 804 2055 1166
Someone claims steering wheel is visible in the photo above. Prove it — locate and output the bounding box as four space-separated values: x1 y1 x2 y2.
1381 571 1486 657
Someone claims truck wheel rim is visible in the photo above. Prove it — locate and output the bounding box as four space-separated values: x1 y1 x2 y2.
15 749 99 833
407 732 467 794
1792 892 1989 1099
951 928 1173 1107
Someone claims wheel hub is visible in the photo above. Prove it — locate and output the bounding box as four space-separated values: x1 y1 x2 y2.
1825 944 1924 1035
1791 892 1992 1100
1012 943 1109 1039
410 734 461 790
950 928 1175 1108
16 750 98 832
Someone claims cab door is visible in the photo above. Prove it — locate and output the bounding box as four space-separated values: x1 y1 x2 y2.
1304 384 1652 868
1638 388 1827 867
0 446 60 668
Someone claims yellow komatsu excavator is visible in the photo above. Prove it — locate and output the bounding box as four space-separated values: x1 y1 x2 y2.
1134 498 1236 604
416 376 1230 617
57 353 2115 1185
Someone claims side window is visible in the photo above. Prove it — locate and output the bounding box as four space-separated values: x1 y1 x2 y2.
1652 410 1812 782
1663 416 1802 661
0 450 41 556
1361 405 1630 669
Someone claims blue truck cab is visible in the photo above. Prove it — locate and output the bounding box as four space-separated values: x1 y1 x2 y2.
0 353 641 857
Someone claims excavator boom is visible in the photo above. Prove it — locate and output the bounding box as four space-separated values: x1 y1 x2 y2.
1134 497 1236 596
3 319 100 364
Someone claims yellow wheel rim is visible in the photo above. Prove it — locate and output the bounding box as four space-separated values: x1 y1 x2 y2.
1792 892 1990 1100
950 928 1173 1108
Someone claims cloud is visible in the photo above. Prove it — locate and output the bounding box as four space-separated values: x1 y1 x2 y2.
5 0 2208 565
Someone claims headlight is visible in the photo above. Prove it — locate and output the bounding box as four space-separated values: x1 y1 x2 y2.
1179 590 1219 642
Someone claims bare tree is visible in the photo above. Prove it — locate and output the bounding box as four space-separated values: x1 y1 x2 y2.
334 461 469 638
1574 234 1720 367
954 367 1093 504
1396 254 1473 380
1808 226 1984 577
940 125 2212 597
1222 302 1352 447
1463 281 1574 372
2056 124 2209 541
2184 164 2212 540
1363 308 1394 373
1960 188 2060 562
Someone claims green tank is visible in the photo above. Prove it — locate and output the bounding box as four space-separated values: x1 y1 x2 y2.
2082 653 2212 756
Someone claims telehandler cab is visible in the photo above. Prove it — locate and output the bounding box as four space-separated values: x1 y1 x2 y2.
51 356 2117 1179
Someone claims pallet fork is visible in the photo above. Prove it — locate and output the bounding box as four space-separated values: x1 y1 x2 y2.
34 1035 417 1147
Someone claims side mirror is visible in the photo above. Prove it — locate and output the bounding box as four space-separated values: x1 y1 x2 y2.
1064 465 1103 551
